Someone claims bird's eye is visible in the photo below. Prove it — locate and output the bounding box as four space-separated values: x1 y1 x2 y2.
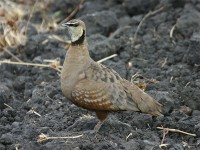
66 22 79 27
62 21 79 27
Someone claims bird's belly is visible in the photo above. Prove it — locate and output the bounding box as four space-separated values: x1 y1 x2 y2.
60 74 77 100
72 95 113 111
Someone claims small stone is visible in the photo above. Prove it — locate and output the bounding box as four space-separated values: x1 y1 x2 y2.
192 110 200 116
0 84 11 109
184 33 200 65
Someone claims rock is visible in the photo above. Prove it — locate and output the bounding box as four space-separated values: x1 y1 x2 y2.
0 133 13 144
123 0 159 16
123 140 140 150
192 110 200 116
80 11 118 36
148 91 174 114
77 1 108 16
88 34 120 60
0 84 11 109
183 33 200 65
176 4 200 37
0 144 5 150
13 76 27 91
169 0 186 8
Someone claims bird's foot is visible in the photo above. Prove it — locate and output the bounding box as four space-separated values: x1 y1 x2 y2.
94 120 104 132
81 120 104 135
109 116 132 128
66 118 83 131
113 120 132 128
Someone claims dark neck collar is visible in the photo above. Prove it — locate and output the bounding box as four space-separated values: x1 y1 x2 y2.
71 30 85 46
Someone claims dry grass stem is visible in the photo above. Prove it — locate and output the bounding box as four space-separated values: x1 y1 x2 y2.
157 126 196 136
185 82 190 87
37 133 83 143
170 76 173 82
159 144 169 148
159 127 169 147
157 126 196 148
0 1 25 20
0 23 27 48
48 35 71 44
131 72 159 84
0 54 118 72
28 109 41 117
126 133 132 141
4 103 14 110
133 7 164 43
15 144 19 150
25 0 38 35
97 54 118 63
194 64 200 67
170 24 177 44
0 54 117 72
161 57 168 68
0 59 62 72
170 24 176 39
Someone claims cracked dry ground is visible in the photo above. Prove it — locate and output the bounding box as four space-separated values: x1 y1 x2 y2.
0 0 200 150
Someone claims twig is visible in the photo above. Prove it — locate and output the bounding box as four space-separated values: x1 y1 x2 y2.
4 103 14 110
131 72 159 84
0 54 117 72
159 144 169 148
170 76 173 82
170 24 177 44
15 144 19 150
161 57 167 68
131 72 140 83
170 24 176 39
59 0 85 25
133 7 164 43
157 126 196 148
126 133 132 141
48 35 71 44
157 126 196 136
194 64 200 67
37 133 83 143
97 54 118 63
185 82 190 87
28 109 41 117
160 127 169 147
0 60 62 72
2 48 23 62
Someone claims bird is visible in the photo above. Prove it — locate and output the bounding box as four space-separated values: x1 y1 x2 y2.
61 19 162 132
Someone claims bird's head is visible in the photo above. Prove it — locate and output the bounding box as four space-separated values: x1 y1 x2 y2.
62 19 86 44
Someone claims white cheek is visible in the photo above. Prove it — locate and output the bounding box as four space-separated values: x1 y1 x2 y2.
71 34 80 42
70 28 83 42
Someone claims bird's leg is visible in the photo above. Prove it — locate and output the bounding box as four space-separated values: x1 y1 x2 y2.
82 111 108 134
93 110 108 132
66 118 87 131
93 120 105 133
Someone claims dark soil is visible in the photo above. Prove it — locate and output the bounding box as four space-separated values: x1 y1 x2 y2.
0 0 200 150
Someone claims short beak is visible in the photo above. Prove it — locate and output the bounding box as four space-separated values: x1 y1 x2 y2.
61 22 69 27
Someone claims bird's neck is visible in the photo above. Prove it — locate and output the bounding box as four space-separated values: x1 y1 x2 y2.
66 39 90 64
61 37 91 98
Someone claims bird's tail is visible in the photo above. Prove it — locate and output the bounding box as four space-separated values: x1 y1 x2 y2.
123 80 162 116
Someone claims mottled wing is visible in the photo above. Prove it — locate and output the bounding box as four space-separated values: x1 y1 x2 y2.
71 62 140 111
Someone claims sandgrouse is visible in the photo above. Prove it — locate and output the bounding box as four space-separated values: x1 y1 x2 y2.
61 19 162 132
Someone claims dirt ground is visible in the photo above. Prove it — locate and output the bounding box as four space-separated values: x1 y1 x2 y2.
0 0 200 150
